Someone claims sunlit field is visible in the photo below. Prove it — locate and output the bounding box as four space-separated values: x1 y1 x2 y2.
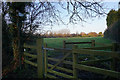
44 37 112 48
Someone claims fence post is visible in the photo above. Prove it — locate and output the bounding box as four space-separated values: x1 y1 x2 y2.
91 40 95 60
63 40 66 55
91 40 95 47
63 40 66 49
111 43 117 71
37 38 44 78
63 40 66 67
24 43 28 69
63 40 66 56
44 43 48 78
24 55 28 69
72 45 78 79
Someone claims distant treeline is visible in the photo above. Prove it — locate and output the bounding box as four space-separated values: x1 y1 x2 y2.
39 32 103 38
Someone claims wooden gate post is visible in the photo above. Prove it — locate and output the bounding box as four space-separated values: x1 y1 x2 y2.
37 38 44 78
24 43 28 69
63 40 66 55
63 40 66 67
91 40 95 60
63 40 66 49
91 40 95 47
44 43 48 78
111 43 117 71
24 54 28 69
72 45 78 79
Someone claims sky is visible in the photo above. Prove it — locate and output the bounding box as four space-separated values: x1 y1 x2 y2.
43 1 119 34
2 0 119 34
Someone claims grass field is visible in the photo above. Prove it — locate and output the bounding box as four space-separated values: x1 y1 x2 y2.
44 37 112 49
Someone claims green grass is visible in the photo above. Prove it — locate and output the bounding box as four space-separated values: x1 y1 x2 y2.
44 37 113 57
44 37 112 49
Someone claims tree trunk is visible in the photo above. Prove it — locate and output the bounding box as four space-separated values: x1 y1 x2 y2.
12 37 19 65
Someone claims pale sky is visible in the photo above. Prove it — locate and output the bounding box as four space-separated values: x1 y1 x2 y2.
43 1 119 34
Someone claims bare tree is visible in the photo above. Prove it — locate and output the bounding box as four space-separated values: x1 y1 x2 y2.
58 0 106 23
23 2 63 34
23 0 106 34
2 0 106 33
